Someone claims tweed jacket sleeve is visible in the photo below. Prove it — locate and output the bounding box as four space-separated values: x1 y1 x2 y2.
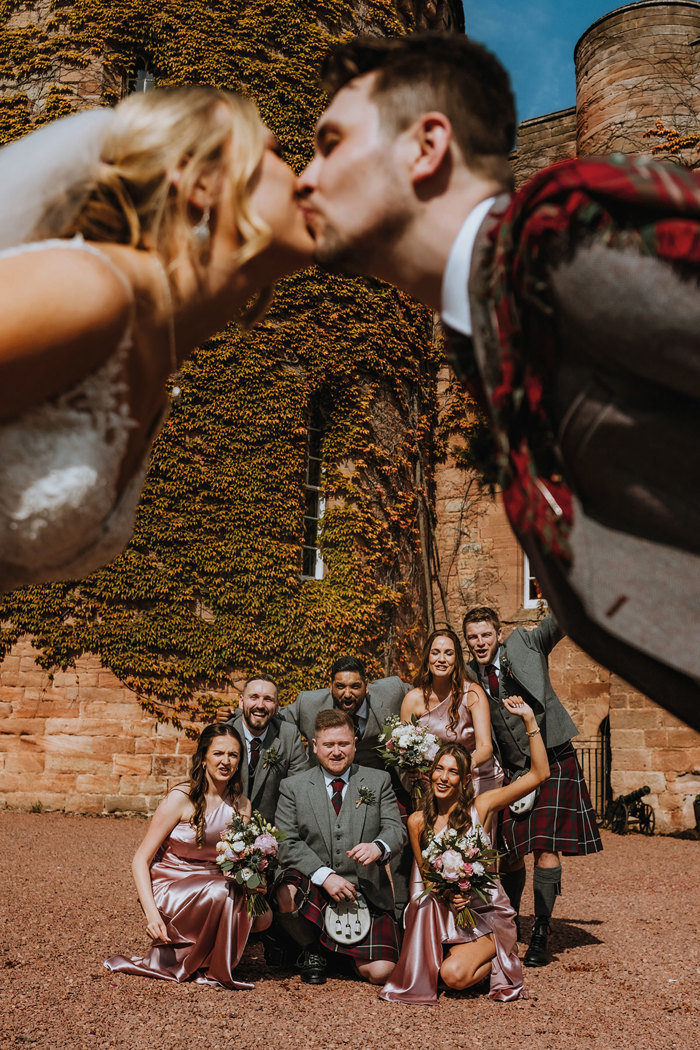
522 614 563 657
275 774 330 877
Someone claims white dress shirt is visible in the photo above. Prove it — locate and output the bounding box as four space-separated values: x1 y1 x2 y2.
441 196 497 336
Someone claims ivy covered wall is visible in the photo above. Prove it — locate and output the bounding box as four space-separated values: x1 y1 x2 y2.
0 0 470 728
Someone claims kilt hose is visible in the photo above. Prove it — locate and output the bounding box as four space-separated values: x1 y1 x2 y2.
499 742 603 862
276 869 400 963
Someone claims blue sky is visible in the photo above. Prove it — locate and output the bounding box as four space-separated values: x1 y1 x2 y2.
463 2 644 122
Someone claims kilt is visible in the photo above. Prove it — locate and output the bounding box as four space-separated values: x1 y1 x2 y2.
276 869 400 963
498 743 603 862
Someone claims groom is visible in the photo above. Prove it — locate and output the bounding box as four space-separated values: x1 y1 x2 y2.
296 32 700 728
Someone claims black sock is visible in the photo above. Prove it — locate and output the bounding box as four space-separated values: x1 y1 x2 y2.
533 864 562 921
500 865 526 915
275 909 319 950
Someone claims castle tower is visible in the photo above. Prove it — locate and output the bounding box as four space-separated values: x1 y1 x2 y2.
575 0 700 156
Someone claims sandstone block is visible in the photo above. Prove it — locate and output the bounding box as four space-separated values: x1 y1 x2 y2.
655 749 699 774
643 729 669 748
105 794 149 814
80 697 137 713
42 734 128 758
3 791 66 812
117 776 168 795
153 756 189 776
3 753 45 774
44 755 112 773
666 728 700 749
618 709 661 730
0 686 25 702
75 773 120 793
610 729 646 749
113 754 153 776
611 749 652 771
62 795 105 814
134 736 176 755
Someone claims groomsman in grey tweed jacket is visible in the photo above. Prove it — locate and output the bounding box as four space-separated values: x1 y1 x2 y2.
226 675 309 824
464 607 602 968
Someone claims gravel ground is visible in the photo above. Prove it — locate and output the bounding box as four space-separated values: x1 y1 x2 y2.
0 814 697 1050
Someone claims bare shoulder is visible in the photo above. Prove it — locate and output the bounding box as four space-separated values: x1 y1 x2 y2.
407 810 425 832
0 243 136 419
156 785 193 821
401 687 424 716
466 680 488 706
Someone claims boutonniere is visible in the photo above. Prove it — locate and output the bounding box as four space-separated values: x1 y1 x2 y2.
262 745 281 769
356 787 376 808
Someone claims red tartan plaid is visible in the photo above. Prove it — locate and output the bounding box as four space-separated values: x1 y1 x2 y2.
275 869 400 963
467 154 700 562
498 743 602 862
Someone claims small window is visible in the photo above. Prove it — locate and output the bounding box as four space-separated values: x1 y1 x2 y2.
301 408 325 581
523 553 541 609
125 61 156 96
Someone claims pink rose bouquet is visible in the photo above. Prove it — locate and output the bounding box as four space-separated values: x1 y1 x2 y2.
419 824 500 927
216 811 286 917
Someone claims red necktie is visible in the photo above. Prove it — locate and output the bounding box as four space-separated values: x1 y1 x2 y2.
248 737 261 792
486 663 499 697
331 777 345 815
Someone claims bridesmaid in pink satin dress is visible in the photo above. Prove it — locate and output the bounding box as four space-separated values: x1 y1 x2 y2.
401 629 503 800
105 724 271 988
380 697 550 1004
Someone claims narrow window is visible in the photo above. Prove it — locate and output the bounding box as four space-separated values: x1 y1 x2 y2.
301 407 325 580
523 553 541 609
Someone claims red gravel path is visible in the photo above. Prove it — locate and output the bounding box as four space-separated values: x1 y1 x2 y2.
0 814 697 1050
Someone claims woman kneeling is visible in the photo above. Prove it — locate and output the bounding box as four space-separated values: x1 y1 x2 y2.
380 696 549 1004
105 724 271 988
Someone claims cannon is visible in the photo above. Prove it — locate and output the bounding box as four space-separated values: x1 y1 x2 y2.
606 786 655 836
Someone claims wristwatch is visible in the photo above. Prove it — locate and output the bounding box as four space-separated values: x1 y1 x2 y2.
372 840 390 863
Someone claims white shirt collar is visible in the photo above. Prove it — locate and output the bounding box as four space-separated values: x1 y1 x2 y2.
241 720 269 747
322 767 351 787
441 196 497 336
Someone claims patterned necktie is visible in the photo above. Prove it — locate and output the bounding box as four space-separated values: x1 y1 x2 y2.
331 777 345 815
248 737 261 791
486 663 500 698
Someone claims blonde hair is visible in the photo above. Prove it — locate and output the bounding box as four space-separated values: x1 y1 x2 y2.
68 87 272 319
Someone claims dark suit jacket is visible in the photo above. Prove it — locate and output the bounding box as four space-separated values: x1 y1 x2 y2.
469 614 577 772
275 763 405 912
280 676 409 770
463 182 700 726
226 713 309 824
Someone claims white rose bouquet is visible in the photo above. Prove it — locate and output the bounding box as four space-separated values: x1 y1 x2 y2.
419 825 500 927
377 714 440 801
216 810 286 918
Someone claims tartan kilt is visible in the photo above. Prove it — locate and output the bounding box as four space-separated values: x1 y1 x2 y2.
498 743 603 862
276 869 400 963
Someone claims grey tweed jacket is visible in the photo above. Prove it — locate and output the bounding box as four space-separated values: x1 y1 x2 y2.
275 763 405 912
469 614 577 772
226 713 309 824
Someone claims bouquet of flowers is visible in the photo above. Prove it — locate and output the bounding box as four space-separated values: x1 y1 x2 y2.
216 811 286 917
419 824 500 927
377 715 440 800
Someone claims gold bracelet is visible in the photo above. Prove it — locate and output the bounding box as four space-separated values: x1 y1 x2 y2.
526 727 541 738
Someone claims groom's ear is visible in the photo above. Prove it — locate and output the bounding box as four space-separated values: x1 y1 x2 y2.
405 112 453 185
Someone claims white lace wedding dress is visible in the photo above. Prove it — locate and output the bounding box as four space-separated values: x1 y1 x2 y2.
0 238 168 592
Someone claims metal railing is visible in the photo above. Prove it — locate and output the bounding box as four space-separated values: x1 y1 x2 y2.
573 725 611 821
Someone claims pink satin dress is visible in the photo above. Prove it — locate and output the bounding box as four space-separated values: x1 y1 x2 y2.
418 687 504 796
379 808 526 1004
105 800 254 989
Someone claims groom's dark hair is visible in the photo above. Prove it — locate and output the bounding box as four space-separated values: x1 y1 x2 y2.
322 33 515 188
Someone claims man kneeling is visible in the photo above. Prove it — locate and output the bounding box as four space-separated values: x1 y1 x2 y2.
274 709 405 985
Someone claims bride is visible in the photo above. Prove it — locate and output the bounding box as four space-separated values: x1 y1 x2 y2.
0 87 314 592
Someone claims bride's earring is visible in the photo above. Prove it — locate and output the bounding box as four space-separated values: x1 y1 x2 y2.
191 205 211 249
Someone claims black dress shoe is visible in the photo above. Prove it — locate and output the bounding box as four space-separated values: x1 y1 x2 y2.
524 917 550 967
298 950 327 985
262 933 288 969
